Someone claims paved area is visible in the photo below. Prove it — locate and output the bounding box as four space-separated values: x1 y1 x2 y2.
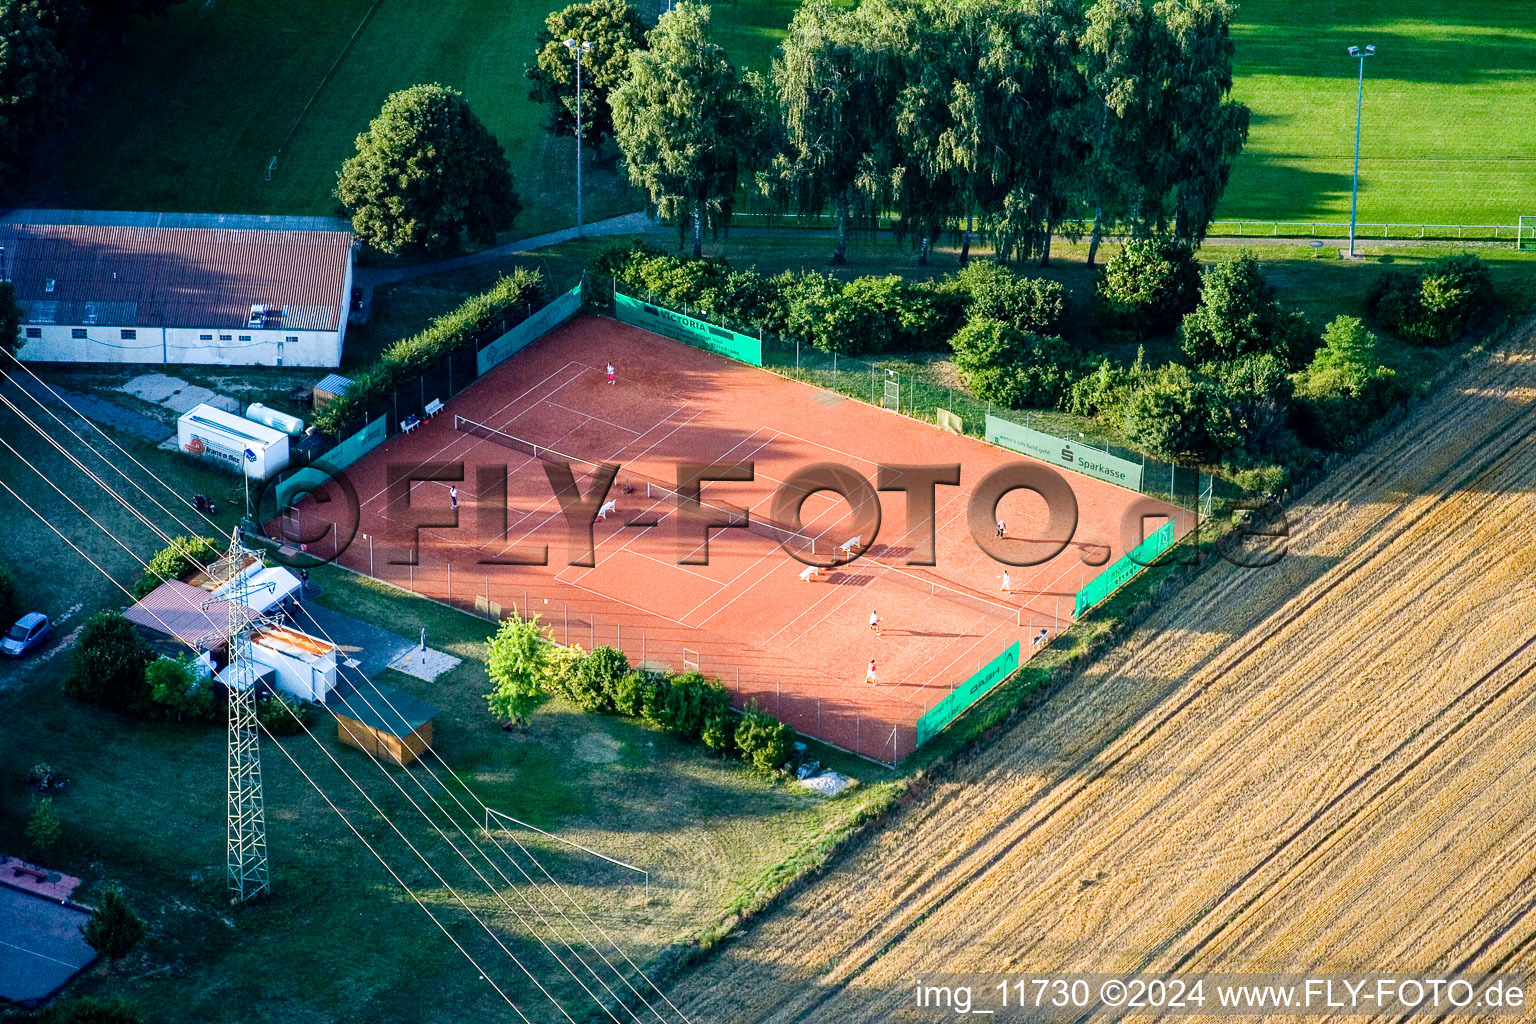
121 373 238 415
355 210 654 289
8 375 172 444
294 599 457 682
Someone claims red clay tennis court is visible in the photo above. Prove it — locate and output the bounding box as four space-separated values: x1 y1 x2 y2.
316 314 1183 763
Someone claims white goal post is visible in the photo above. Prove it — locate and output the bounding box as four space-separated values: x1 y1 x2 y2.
1519 216 1536 251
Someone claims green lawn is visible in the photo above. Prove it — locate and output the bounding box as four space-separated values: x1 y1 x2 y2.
22 0 1535 233
0 405 894 1022
1222 0 1536 226
22 0 810 237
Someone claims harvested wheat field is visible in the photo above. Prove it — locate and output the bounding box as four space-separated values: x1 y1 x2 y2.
668 324 1536 1022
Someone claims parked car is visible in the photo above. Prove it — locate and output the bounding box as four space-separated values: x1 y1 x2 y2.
2 613 51 658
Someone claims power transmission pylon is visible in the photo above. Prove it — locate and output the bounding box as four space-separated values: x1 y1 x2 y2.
222 537 270 902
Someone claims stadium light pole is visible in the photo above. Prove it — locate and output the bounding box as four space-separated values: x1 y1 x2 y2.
564 39 594 237
1346 44 1376 258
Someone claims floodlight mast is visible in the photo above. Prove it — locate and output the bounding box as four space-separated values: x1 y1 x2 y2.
564 39 594 237
1346 44 1376 258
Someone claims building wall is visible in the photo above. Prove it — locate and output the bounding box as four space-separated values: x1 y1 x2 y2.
247 641 336 702
16 323 343 367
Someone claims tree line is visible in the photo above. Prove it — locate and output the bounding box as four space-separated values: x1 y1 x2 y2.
531 0 1246 264
337 0 1246 260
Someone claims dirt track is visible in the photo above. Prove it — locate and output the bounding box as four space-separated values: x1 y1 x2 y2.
669 326 1536 1022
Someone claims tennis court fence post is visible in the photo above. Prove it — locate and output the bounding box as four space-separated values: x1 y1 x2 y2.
446 561 450 601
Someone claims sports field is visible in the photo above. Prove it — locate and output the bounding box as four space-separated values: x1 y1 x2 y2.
27 0 806 234
666 323 1536 1021
29 0 1536 232
1223 0 1536 226
306 314 1180 762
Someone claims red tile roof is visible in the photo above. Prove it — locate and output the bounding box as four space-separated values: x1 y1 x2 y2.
1 220 352 331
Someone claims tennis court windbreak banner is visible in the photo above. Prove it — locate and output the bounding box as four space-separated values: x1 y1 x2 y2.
614 292 764 366
915 641 1021 747
985 415 1144 492
1073 518 1177 618
477 281 584 376
277 415 386 511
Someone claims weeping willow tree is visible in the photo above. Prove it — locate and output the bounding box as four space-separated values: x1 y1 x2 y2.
765 0 905 263
610 2 760 257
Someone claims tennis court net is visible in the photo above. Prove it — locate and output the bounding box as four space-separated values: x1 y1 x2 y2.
455 415 609 471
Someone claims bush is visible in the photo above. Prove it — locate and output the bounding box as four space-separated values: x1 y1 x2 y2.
1366 253 1492 346
484 613 555 725
144 656 215 722
38 996 146 1024
1179 251 1311 367
131 536 220 599
65 611 152 714
0 561 18 627
1201 354 1295 460
1118 363 1218 462
1067 356 1141 420
81 886 146 962
734 701 794 771
1092 236 1201 339
567 646 629 713
255 695 313 736
610 669 654 718
954 262 1066 336
25 796 60 853
950 319 1078 409
1292 315 1401 448
315 270 545 435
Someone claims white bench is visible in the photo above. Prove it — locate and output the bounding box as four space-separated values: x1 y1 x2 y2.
424 398 444 418
400 414 422 434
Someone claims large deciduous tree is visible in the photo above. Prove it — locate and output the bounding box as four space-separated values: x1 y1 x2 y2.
0 0 74 176
526 0 647 154
766 0 903 263
611 2 760 258
1079 0 1248 256
336 84 522 255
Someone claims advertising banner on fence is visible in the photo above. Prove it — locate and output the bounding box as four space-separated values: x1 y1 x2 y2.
985 415 1144 492
477 281 584 376
278 415 386 510
614 292 764 366
915 641 1021 747
1073 519 1177 618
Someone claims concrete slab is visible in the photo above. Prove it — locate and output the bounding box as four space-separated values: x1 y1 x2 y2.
121 372 187 404
294 603 418 680
387 644 461 682
121 373 236 415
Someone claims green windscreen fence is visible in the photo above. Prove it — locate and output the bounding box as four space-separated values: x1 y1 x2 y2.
278 415 386 510
915 641 1021 747
614 292 764 366
1074 519 1177 618
477 281 584 376
986 415 1144 492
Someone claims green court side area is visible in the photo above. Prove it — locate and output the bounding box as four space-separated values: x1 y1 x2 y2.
1220 0 1536 227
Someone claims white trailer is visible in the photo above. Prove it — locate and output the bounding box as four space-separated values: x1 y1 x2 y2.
247 626 339 703
177 403 290 480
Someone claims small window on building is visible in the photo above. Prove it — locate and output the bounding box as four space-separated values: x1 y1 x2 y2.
24 327 41 338
238 335 252 342
200 334 213 341
120 329 136 340
71 328 87 339
218 334 232 341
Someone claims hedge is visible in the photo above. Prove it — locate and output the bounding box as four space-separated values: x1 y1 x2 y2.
560 646 796 771
315 269 545 435
131 536 220 599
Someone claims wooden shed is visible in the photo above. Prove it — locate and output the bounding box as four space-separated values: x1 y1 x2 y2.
311 373 354 411
331 680 438 766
